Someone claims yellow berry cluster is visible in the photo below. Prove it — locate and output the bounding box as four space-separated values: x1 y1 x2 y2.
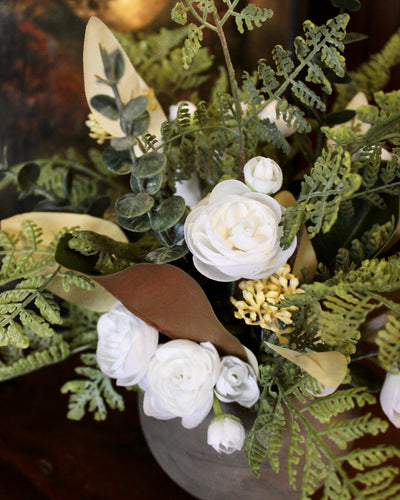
85 113 113 144
230 264 303 344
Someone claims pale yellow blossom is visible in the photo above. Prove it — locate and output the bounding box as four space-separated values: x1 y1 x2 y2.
230 264 303 344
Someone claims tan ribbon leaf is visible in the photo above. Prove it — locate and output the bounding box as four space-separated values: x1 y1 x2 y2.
265 342 348 387
1 212 128 312
93 263 249 362
83 16 166 139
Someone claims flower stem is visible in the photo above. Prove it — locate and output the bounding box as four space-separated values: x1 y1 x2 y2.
212 10 246 179
212 395 224 417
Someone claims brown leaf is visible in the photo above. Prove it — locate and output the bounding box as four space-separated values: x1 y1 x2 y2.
93 263 248 361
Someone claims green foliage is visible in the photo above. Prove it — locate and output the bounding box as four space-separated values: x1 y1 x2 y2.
0 334 70 382
285 254 400 355
1 148 119 216
61 353 125 421
246 366 398 499
233 4 273 34
335 29 400 109
281 146 362 247
116 25 215 102
56 230 160 275
376 315 400 373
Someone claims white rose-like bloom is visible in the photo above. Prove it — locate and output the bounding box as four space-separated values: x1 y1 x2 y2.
143 340 220 429
207 415 246 454
96 301 158 386
243 156 283 194
214 356 259 407
380 372 400 428
184 179 297 282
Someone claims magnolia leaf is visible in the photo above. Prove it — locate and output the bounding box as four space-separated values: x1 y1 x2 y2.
83 16 166 139
265 342 348 387
93 264 249 361
1 212 128 312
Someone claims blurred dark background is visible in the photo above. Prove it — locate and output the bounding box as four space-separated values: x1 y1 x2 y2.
0 1 399 498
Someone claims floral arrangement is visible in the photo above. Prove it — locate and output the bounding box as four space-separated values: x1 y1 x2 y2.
1 0 400 498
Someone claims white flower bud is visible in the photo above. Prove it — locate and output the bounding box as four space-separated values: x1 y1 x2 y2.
207 415 246 454
243 156 283 194
214 356 259 407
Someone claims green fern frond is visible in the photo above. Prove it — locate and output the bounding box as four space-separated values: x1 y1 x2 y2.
233 4 273 34
376 314 400 373
335 28 400 108
61 353 125 421
302 388 376 423
342 445 400 471
281 146 362 247
0 335 70 382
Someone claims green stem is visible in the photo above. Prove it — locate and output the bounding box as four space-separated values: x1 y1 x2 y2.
212 10 245 178
212 395 225 417
350 349 379 362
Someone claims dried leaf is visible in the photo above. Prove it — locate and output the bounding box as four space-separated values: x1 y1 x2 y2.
83 17 166 139
93 264 249 361
265 342 347 386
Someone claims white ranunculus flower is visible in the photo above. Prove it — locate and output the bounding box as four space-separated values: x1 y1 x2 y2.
96 301 158 386
243 156 283 194
214 356 259 407
380 372 400 428
207 415 246 454
184 179 297 282
142 340 220 429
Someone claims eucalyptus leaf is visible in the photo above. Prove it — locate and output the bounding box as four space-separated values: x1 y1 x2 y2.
116 192 154 218
121 96 149 127
129 111 150 137
102 147 132 175
110 136 137 151
324 109 356 126
90 95 120 120
117 214 152 232
134 152 166 178
151 196 186 232
17 162 40 194
145 245 188 263
130 172 164 195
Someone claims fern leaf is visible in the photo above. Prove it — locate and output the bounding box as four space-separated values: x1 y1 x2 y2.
19 310 55 338
343 445 400 471
281 147 362 247
376 314 400 372
233 4 273 34
0 336 69 381
61 353 125 421
302 388 376 423
322 414 388 449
